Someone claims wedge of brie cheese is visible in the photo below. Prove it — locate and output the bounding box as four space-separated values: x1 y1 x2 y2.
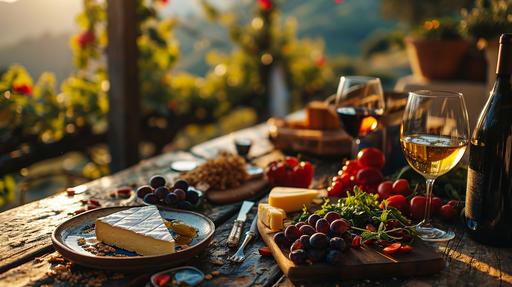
95 205 175 255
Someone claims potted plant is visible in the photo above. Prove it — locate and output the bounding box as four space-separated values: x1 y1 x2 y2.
461 0 512 89
405 18 470 80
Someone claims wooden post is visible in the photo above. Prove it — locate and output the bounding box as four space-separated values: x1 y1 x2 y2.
106 0 139 172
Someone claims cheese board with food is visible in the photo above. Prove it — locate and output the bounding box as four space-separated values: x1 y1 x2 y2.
51 205 215 271
256 147 450 282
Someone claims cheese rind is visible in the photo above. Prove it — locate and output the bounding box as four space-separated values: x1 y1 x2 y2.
95 206 175 256
258 203 286 231
268 187 321 212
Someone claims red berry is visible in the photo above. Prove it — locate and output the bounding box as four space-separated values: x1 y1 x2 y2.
89 198 100 206
440 204 458 221
392 179 410 196
409 195 426 220
74 208 86 215
355 167 383 186
352 235 362 248
357 148 385 169
377 181 393 200
431 197 443 215
117 187 132 195
66 188 75 196
399 245 413 253
384 195 409 214
258 246 272 257
342 160 362 176
285 157 299 167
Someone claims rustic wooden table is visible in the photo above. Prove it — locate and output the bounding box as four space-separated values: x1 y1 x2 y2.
0 123 511 287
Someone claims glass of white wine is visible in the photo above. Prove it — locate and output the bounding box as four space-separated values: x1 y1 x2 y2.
400 90 469 241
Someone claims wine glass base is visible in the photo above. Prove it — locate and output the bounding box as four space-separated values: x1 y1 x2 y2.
416 224 455 242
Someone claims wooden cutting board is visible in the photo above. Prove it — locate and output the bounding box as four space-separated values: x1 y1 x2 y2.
257 220 445 282
206 178 268 204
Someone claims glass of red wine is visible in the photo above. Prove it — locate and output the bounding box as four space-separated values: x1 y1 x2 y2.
335 76 385 158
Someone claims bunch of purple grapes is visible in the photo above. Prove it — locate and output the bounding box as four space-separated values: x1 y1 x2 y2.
136 175 200 209
273 211 353 265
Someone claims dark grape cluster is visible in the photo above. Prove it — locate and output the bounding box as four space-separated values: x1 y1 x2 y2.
136 175 200 209
273 211 353 265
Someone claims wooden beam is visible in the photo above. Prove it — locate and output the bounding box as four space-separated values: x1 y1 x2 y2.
106 0 139 171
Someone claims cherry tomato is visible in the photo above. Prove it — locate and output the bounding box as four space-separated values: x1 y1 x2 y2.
392 179 410 196
383 242 401 254
355 167 383 186
339 173 352 185
342 160 362 176
352 235 362 248
357 148 385 169
399 245 413 253
377 181 394 200
440 204 458 221
430 197 443 215
384 195 409 214
285 157 299 167
409 195 426 220
292 161 314 188
328 181 346 197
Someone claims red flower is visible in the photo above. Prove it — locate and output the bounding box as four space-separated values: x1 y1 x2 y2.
77 30 96 48
12 84 32 96
258 0 272 11
315 56 327 67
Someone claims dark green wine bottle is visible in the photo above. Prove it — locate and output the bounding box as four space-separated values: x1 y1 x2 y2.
465 34 512 246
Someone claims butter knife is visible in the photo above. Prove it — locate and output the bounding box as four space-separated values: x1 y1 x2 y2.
227 201 255 248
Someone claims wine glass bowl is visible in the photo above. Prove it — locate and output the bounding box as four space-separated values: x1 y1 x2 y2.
400 90 469 241
335 76 385 157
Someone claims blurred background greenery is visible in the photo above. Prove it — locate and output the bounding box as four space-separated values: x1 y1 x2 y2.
0 0 497 210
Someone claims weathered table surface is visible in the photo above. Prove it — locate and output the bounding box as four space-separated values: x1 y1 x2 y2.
0 123 511 287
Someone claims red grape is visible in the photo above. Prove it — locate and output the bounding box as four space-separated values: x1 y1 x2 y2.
289 249 307 264
273 232 288 247
307 214 321 226
309 232 329 249
355 167 383 186
377 181 393 200
285 225 302 242
295 221 306 229
299 235 311 249
392 179 410 196
324 211 341 223
299 225 315 236
290 239 303 252
330 219 349 235
329 237 346 251
315 218 330 234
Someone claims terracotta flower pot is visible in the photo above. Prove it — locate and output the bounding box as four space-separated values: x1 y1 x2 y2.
405 38 470 80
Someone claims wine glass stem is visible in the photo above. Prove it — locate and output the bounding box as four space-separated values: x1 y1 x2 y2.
421 178 436 228
352 138 361 159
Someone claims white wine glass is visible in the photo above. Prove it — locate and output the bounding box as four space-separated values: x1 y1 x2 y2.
400 90 469 241
335 76 385 158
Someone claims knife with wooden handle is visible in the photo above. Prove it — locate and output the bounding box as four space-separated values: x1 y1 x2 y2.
227 201 255 248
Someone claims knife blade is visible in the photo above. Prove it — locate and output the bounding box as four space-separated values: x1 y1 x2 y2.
227 201 255 248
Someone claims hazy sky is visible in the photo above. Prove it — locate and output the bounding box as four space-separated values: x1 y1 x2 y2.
0 0 231 48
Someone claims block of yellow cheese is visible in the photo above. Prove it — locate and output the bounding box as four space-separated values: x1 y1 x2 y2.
258 203 286 231
268 187 321 212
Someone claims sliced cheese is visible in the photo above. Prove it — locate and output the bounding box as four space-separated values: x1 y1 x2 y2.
268 187 321 212
258 203 286 231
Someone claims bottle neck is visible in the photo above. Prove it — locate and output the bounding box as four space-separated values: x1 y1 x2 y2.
496 43 512 76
